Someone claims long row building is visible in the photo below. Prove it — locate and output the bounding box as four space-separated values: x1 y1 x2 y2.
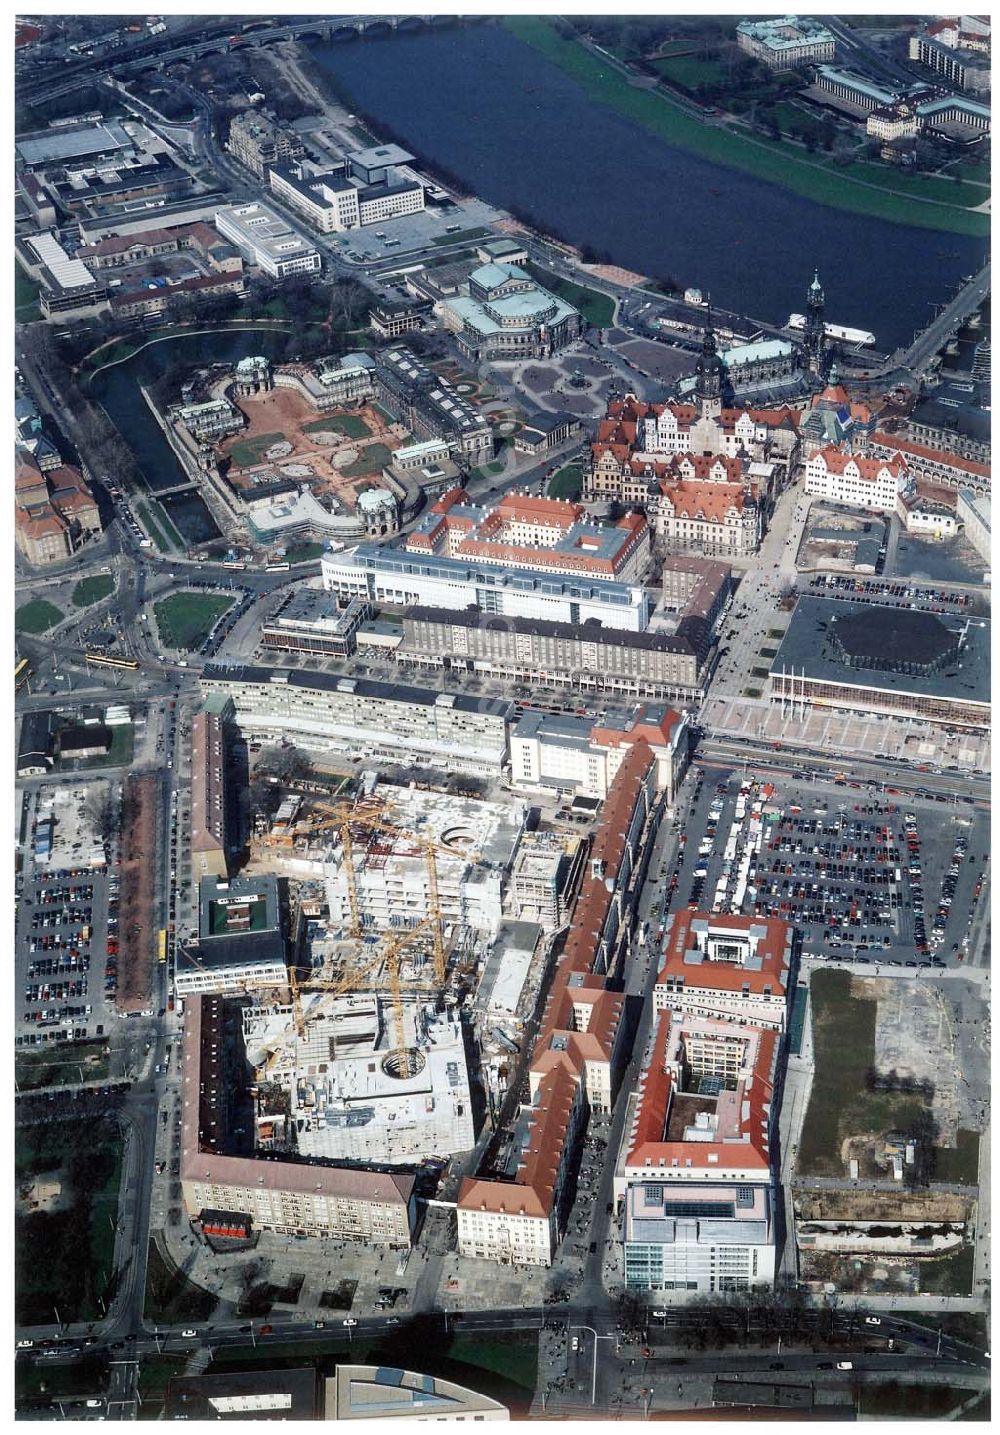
457 741 661 1265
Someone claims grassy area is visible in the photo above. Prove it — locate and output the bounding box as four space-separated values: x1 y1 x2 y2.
504 17 989 237
15 1119 125 1325
15 260 42 322
431 226 490 246
302 413 371 439
15 1039 110 1092
15 599 62 634
858 1381 979 1418
548 463 584 501
653 53 727 89
57 721 134 773
144 1241 219 1324
526 262 615 328
71 575 115 608
448 1334 538 1391
934 1128 981 1185
136 501 173 554
800 970 915 1175
154 591 234 651
339 442 393 478
284 541 326 564
919 1243 975 1296
228 431 289 467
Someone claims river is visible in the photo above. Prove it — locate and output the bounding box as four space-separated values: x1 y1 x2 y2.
308 25 986 351
88 328 292 544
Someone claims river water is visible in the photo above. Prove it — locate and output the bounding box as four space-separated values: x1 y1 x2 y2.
89 328 292 543
308 25 986 351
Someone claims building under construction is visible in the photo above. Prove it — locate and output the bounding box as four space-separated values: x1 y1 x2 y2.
243 991 475 1166
322 785 526 939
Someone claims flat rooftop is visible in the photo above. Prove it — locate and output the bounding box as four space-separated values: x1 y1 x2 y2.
201 662 514 720
772 595 990 704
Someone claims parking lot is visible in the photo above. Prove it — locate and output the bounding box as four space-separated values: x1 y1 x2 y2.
15 783 118 1052
805 572 986 616
669 765 988 970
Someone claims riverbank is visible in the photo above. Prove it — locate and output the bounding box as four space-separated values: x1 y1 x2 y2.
80 320 295 383
505 17 989 239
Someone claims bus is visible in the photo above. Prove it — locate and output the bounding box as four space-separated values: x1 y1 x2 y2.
265 561 290 572
15 657 30 691
85 652 140 670
157 929 168 964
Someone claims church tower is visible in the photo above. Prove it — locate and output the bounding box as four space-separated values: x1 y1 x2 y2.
694 305 723 419
803 269 827 376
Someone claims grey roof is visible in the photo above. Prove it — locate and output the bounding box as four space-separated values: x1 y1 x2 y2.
181 931 286 971
17 119 133 167
202 662 515 718
772 596 990 704
405 605 701 658
166 1368 317 1421
909 399 990 445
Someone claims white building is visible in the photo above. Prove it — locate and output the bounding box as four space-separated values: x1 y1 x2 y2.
214 202 321 280
736 15 836 66
320 545 650 632
957 487 990 564
623 1180 776 1293
804 446 909 513
511 704 688 803
200 665 514 776
896 491 960 540
323 786 526 938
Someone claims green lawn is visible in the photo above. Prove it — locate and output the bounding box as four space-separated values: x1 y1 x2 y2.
934 1128 981 1185
72 574 115 608
504 17 989 237
799 970 976 1182
15 599 62 634
15 260 42 322
918 1243 975 1296
653 53 727 89
136 501 173 554
432 226 490 246
339 442 393 478
285 541 326 564
526 262 615 328
228 431 289 467
548 463 584 501
15 1039 110 1092
154 591 234 650
302 413 371 439
145 1241 219 1324
57 721 134 772
15 1119 125 1325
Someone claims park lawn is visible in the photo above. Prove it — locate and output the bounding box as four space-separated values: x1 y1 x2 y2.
933 1128 981 1185
827 159 988 210
302 413 371 439
918 1243 975 1296
136 501 172 554
57 722 134 772
145 1241 219 1324
15 1119 125 1325
72 574 115 608
431 227 490 246
339 442 393 478
770 100 825 138
228 431 289 467
285 541 326 564
548 463 584 501
154 591 234 651
527 262 615 328
15 1039 110 1092
504 17 989 238
798 969 929 1176
15 260 42 321
653 53 727 89
447 1335 538 1391
15 599 62 634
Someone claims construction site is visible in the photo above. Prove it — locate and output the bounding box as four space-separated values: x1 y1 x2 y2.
183 775 535 1183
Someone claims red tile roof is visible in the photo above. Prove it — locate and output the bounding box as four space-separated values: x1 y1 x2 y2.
872 432 990 479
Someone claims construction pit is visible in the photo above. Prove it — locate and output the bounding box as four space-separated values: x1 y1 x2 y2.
243 990 475 1167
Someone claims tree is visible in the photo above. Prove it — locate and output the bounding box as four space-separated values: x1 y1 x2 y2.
257 744 313 783
84 787 117 844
